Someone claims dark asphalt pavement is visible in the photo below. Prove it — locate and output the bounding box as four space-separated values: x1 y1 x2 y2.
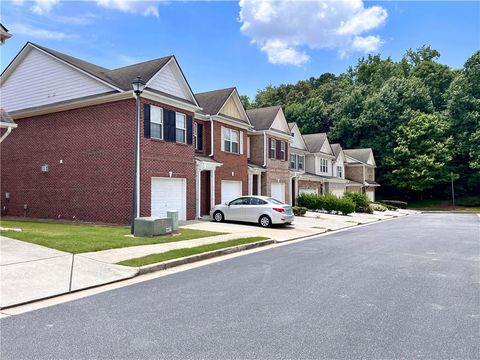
1 213 479 359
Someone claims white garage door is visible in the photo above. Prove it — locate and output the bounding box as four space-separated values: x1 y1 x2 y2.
221 180 242 204
299 188 317 195
271 182 285 203
366 190 375 202
151 177 186 221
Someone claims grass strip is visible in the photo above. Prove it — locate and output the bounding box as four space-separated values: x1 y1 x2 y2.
117 236 269 267
0 219 226 254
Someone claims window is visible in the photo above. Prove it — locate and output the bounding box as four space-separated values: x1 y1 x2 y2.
193 122 198 149
337 166 343 178
319 158 329 173
248 197 267 205
150 106 163 139
230 197 247 205
298 155 304 170
290 154 296 169
222 127 240 154
175 113 186 143
280 141 286 160
270 139 276 159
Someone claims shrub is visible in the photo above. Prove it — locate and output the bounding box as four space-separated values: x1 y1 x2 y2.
375 201 398 210
336 198 355 215
297 193 317 210
456 196 480 207
370 203 387 212
381 200 407 209
292 206 308 216
358 205 374 214
343 192 370 212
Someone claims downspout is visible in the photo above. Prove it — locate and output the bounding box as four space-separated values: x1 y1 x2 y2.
208 115 214 157
263 131 267 167
0 127 13 143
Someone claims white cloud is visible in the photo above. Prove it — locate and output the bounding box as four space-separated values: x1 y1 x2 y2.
10 22 74 39
239 0 388 66
95 0 161 17
30 0 60 15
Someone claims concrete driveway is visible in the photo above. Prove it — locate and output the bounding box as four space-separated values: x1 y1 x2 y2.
0 236 137 308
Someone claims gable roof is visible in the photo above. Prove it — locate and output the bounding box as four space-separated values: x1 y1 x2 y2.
246 105 282 131
1 42 199 107
302 133 329 153
195 87 235 116
288 122 296 130
344 148 375 165
330 143 343 158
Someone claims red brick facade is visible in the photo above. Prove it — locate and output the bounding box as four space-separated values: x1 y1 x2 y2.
1 97 197 224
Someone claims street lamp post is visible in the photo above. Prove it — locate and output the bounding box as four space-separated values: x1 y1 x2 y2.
131 76 146 235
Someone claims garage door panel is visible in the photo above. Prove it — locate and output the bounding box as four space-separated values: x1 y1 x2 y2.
151 178 186 221
271 183 285 203
221 180 242 204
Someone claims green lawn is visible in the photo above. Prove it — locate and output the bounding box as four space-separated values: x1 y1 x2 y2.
118 236 269 267
0 219 225 254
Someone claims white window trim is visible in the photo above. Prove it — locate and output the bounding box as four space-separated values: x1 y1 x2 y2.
270 138 276 159
290 153 296 169
280 141 286 161
319 158 328 173
298 155 304 170
150 105 163 140
221 126 240 154
193 122 198 149
175 112 186 144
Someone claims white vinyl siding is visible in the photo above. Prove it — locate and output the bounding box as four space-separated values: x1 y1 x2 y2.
150 106 163 140
221 127 240 154
175 113 186 144
147 60 193 102
1 47 114 113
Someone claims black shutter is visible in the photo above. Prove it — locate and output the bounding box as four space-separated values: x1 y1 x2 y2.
197 123 203 150
276 139 281 160
268 138 272 159
143 104 151 138
164 110 176 142
187 115 193 145
284 141 288 161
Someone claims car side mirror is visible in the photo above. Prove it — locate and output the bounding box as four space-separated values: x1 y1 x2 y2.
225 202 230 206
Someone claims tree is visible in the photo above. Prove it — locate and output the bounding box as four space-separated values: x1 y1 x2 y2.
239 95 252 110
386 111 454 195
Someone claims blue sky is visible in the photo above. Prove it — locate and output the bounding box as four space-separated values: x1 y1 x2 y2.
1 1 479 99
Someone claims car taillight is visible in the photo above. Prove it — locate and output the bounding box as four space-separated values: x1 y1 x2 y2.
272 207 285 213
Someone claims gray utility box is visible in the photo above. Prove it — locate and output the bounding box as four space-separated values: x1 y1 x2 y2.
167 210 179 231
134 217 173 237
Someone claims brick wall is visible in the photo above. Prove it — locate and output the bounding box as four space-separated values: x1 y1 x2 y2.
263 136 290 203
1 97 198 224
249 134 265 166
139 98 196 220
298 180 323 194
211 121 248 204
345 165 364 183
1 100 136 223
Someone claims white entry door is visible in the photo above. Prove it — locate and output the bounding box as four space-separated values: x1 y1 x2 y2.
271 182 285 203
151 177 187 221
221 180 242 204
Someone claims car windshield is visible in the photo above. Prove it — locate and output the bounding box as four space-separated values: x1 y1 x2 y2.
267 198 284 205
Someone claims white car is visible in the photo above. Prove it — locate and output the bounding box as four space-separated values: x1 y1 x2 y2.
210 196 294 227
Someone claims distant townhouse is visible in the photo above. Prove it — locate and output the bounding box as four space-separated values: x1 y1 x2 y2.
194 87 251 217
1 42 201 223
247 106 292 204
343 148 379 201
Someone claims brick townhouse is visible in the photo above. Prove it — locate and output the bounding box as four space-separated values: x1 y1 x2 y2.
247 106 292 204
0 42 201 223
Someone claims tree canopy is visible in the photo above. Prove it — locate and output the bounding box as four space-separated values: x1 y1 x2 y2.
244 46 479 199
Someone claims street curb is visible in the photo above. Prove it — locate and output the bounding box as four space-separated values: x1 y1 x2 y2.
137 239 275 275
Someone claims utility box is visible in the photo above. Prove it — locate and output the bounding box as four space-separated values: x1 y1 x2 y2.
167 210 179 231
134 217 173 237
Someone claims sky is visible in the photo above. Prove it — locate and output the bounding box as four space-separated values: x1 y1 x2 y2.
1 1 479 99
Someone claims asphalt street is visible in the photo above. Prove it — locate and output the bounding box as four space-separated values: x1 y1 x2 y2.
1 213 479 359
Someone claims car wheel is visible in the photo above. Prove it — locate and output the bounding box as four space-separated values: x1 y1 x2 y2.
259 215 271 228
213 211 224 222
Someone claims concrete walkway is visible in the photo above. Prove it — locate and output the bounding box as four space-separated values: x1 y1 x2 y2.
0 237 137 308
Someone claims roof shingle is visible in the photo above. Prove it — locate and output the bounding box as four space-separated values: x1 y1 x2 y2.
246 106 281 131
344 148 373 164
302 133 328 153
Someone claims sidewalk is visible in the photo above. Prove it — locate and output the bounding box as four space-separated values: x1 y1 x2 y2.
0 236 137 308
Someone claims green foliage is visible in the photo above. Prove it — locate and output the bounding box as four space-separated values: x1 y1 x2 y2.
296 193 354 215
374 201 398 210
292 206 308 216
385 111 454 192
455 196 480 207
343 192 370 211
369 203 387 212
